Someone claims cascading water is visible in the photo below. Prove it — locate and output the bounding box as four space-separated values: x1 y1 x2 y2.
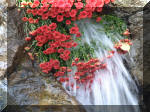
63 19 139 110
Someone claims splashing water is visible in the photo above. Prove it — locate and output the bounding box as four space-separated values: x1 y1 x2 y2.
63 19 139 108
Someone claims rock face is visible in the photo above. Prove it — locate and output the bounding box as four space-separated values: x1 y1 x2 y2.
0 1 8 111
7 8 25 76
0 79 7 111
0 0 7 79
8 57 78 105
143 3 150 111
114 0 148 7
128 11 143 83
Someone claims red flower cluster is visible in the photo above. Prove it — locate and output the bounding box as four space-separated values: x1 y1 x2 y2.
21 0 117 88
72 58 107 84
54 66 72 83
29 23 78 61
21 0 115 33
39 59 60 74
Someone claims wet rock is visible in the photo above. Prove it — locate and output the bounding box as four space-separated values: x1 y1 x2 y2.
113 0 148 7
7 8 26 76
6 0 16 7
0 79 7 111
0 22 7 79
8 57 79 106
0 1 7 79
128 11 143 83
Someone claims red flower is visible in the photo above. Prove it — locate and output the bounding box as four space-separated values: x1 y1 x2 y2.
105 0 110 4
53 59 60 69
49 23 57 30
101 63 107 69
60 54 70 61
74 2 83 10
124 39 130 42
60 67 67 72
64 3 72 12
25 37 31 41
53 31 61 39
69 26 79 34
59 77 66 83
42 70 49 74
22 17 28 22
66 35 71 40
34 19 39 24
26 9 32 14
76 32 81 37
28 18 34 23
78 11 87 19
84 4 93 12
67 69 72 72
58 48 64 53
69 9 77 17
63 49 71 55
42 13 49 20
33 0 40 7
32 9 38 16
43 47 56 55
64 12 70 17
71 17 77 21
96 7 102 12
35 35 48 45
37 9 44 15
87 11 93 18
59 34 67 42
39 62 52 73
66 20 71 25
75 58 79 62
71 62 76 66
72 42 78 47
96 17 102 22
50 41 60 48
54 72 65 77
96 0 104 7
74 76 80 80
57 15 64 22
65 77 69 81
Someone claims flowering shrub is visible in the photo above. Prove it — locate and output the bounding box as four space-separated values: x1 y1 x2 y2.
18 0 132 89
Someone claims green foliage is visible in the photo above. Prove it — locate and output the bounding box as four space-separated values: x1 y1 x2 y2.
99 15 127 42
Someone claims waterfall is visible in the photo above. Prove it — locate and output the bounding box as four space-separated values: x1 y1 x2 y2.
63 19 139 110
